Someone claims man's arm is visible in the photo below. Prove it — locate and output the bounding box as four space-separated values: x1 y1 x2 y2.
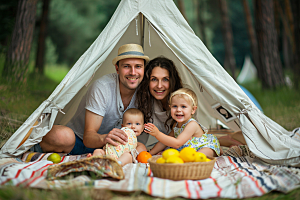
83 110 128 148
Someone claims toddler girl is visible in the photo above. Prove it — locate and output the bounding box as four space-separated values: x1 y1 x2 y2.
144 88 220 157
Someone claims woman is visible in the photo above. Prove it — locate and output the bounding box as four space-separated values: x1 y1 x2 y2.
136 56 182 149
136 56 240 153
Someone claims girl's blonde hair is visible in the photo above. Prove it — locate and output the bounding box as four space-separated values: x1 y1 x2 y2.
169 88 198 107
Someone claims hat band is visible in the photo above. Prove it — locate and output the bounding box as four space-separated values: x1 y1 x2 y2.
118 51 145 56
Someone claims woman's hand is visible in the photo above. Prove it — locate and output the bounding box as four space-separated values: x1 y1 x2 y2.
144 123 160 137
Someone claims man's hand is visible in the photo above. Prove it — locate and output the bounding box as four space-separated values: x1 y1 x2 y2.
105 128 128 146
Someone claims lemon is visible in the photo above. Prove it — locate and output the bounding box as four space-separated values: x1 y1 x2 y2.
156 157 166 164
194 152 207 162
165 156 184 164
179 147 196 162
162 149 179 160
47 153 61 163
205 158 211 162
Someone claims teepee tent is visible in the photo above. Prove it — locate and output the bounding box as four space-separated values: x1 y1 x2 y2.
1 0 299 166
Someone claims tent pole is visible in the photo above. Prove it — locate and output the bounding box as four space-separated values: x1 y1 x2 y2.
140 13 145 48
17 120 39 148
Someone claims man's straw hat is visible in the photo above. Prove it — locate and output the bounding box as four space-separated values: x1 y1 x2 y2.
112 44 150 65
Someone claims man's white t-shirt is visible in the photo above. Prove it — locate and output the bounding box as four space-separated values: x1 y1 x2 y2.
67 73 137 139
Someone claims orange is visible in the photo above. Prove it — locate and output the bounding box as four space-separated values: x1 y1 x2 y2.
137 151 152 163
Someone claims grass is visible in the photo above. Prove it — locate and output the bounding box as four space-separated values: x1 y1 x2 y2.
0 72 62 145
0 64 300 199
44 64 69 83
0 59 69 145
241 80 300 131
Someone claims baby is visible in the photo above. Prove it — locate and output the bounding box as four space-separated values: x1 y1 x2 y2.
87 108 144 166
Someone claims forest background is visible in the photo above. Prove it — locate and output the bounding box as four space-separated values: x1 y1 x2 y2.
0 0 300 88
0 0 300 199
2 0 257 69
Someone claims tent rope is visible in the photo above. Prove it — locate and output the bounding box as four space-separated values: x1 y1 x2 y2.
237 108 249 115
237 108 271 141
45 100 65 115
32 114 47 128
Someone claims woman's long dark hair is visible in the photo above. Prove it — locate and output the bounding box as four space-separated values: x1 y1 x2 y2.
136 56 182 127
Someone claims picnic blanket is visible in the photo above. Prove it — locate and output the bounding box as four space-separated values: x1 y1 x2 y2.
1 145 300 199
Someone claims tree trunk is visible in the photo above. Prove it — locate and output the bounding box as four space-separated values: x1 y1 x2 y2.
195 0 207 46
274 0 293 70
0 1 19 49
255 0 285 89
35 0 50 75
218 0 236 80
2 0 38 82
290 0 300 89
285 0 295 52
242 0 260 77
177 0 187 22
282 26 292 70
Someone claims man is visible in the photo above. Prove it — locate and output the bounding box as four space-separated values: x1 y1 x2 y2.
31 44 149 155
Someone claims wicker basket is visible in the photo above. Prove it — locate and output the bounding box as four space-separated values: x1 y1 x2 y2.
148 155 216 180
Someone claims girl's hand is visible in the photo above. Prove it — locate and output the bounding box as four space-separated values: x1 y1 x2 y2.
144 123 160 137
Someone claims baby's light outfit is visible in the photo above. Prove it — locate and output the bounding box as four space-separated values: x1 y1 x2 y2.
105 127 137 159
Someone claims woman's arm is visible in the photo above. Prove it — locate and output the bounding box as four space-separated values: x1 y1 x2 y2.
144 122 199 149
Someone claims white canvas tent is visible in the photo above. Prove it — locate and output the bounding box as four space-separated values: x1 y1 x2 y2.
237 56 257 84
1 0 299 166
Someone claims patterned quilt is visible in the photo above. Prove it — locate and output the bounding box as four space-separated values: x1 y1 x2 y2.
0 146 299 199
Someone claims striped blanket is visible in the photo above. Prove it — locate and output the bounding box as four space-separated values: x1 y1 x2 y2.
0 146 300 199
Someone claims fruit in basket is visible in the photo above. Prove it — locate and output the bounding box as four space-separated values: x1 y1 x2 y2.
179 147 196 162
165 156 184 164
162 149 179 160
47 153 61 163
156 157 166 164
137 151 152 163
158 148 212 164
194 152 207 162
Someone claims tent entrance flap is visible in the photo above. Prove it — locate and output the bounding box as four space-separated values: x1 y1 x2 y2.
17 120 39 149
